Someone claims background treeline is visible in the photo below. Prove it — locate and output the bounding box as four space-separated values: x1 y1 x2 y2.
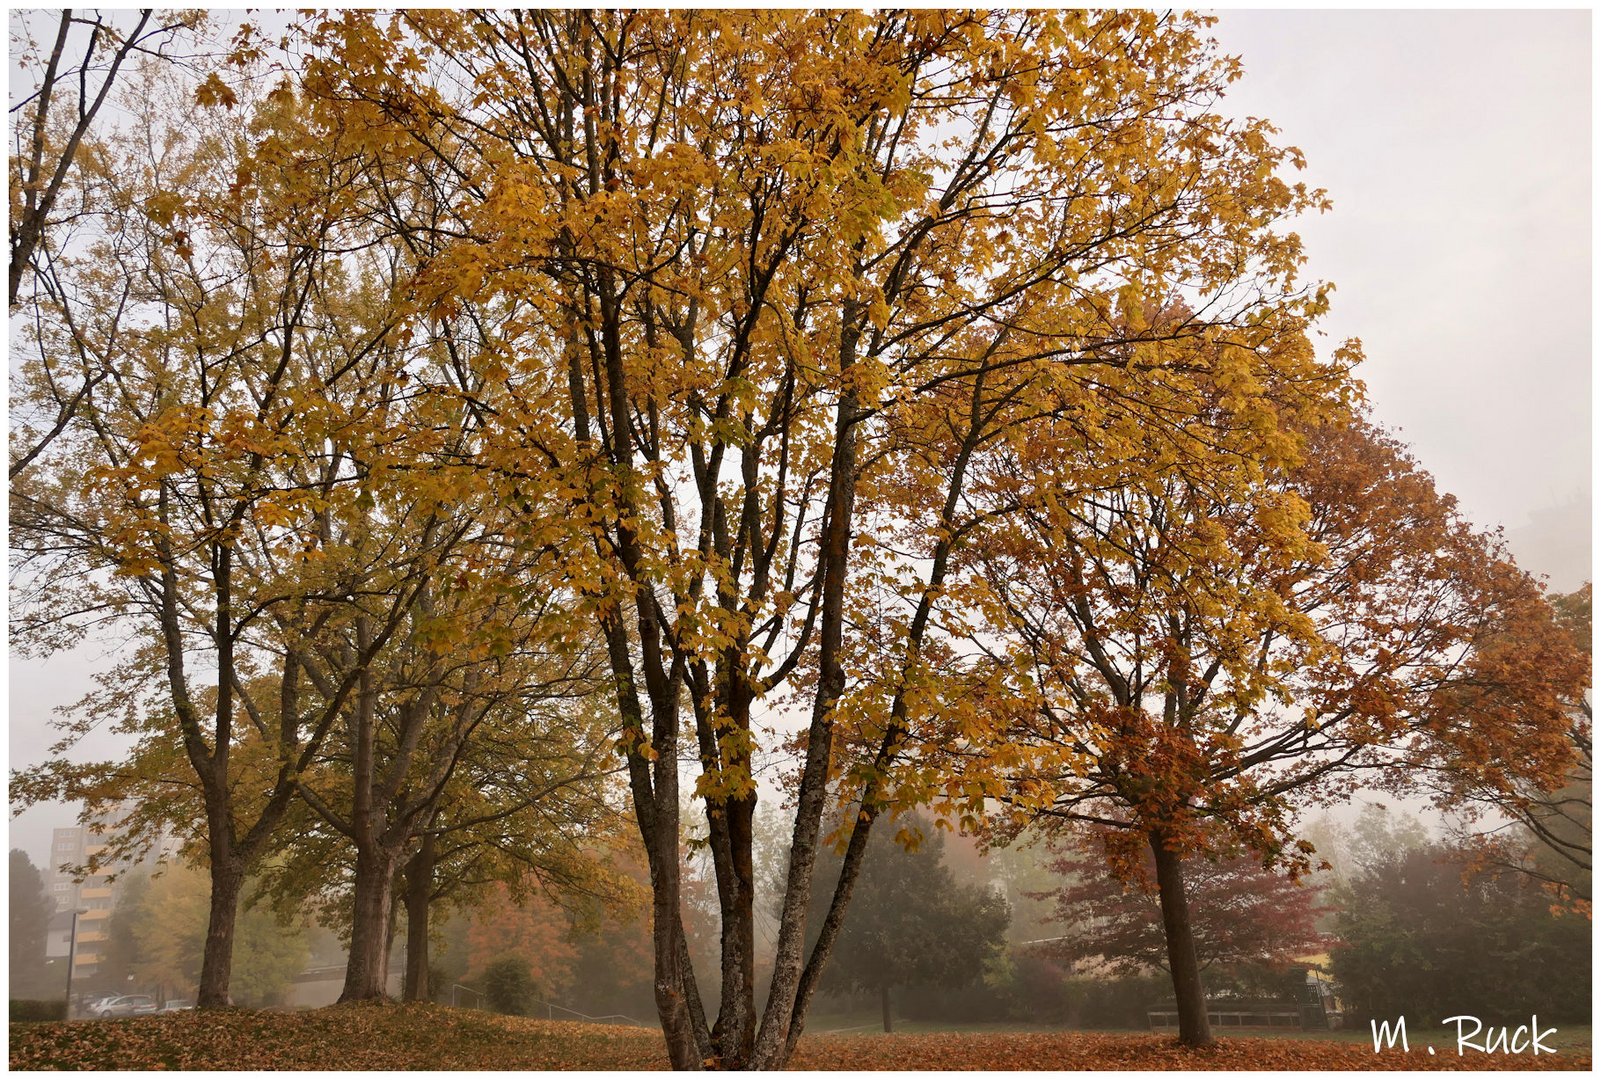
22 798 1586 1030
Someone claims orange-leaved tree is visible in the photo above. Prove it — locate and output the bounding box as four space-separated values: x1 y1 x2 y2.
947 410 1586 1046
1445 583 1591 907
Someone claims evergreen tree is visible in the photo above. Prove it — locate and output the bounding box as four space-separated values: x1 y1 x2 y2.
1331 841 1590 1025
9 850 55 999
806 814 1009 1032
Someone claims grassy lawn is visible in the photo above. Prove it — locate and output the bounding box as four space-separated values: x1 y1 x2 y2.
9 1003 1590 1071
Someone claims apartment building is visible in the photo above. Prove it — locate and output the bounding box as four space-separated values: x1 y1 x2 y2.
46 808 179 977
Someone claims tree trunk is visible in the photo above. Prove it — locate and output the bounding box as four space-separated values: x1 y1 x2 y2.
383 864 403 991
781 803 881 1061
748 362 864 1070
1149 831 1212 1047
605 618 705 1070
709 789 756 1066
880 984 892 1034
197 854 243 1008
403 832 434 1002
648 814 700 1069
340 845 396 1002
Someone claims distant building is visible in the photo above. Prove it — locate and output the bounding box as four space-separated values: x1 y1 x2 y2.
46 806 179 977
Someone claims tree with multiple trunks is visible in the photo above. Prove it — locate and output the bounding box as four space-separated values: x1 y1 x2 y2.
9 69 419 1005
286 543 612 1002
282 9 1345 1066
948 410 1586 1045
257 695 626 1004
7 61 587 1006
9 55 635 1012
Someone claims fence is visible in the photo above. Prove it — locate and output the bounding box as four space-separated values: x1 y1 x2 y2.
1147 1001 1313 1031
448 984 647 1027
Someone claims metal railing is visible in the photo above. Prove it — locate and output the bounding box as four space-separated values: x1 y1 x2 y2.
449 983 486 1009
529 999 648 1027
447 984 646 1027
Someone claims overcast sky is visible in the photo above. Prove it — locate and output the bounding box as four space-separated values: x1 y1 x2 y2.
7 10 1593 867
1211 9 1591 589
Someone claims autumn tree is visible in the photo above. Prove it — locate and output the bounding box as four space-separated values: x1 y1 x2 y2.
282 10 1345 1067
8 61 472 1007
8 9 208 479
462 882 579 1002
262 685 625 1003
1450 583 1591 905
282 522 615 1002
399 700 626 1003
8 9 204 309
952 411 1587 1046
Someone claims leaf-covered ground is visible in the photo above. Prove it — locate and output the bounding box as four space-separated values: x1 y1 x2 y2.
9 1003 1590 1071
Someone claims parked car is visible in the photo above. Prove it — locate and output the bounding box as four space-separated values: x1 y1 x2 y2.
160 999 195 1012
97 995 158 1017
80 993 120 1016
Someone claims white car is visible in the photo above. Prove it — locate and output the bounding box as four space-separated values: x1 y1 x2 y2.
81 994 119 1016
97 994 158 1017
160 999 195 1012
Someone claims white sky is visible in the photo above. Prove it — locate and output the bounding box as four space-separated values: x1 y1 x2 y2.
1211 9 1591 589
7 10 1594 867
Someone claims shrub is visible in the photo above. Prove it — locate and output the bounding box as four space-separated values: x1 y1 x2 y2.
1005 953 1077 1025
11 999 67 1022
1064 974 1171 1029
481 956 536 1016
428 963 454 1004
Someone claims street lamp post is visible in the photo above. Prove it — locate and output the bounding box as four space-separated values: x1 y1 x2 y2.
63 909 87 1020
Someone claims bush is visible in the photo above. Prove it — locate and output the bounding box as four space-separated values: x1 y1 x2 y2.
1331 845 1591 1025
11 999 67 1022
1004 953 1076 1025
1061 974 1171 1029
481 956 537 1016
428 963 454 1004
